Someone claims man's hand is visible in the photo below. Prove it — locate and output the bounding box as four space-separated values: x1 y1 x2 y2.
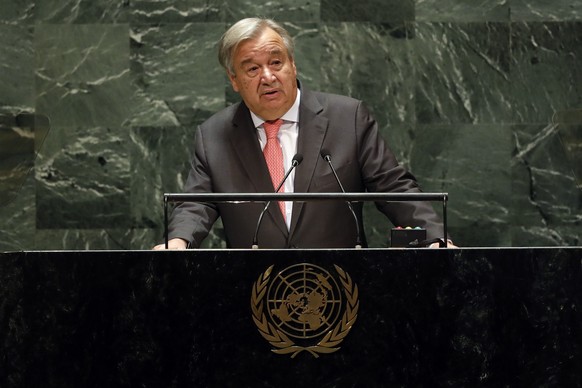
152 238 188 250
429 239 457 248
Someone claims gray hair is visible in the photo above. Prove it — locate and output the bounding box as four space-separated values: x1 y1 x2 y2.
218 18 295 75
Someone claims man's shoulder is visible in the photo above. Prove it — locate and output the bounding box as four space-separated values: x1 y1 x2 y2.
206 102 241 122
302 89 362 117
309 89 361 105
202 102 243 128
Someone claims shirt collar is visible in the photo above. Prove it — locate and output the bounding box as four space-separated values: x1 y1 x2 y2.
250 88 301 128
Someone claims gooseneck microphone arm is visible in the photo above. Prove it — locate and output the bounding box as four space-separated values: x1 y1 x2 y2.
320 150 363 249
252 154 304 249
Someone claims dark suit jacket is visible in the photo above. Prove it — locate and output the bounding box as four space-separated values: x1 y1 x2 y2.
168 86 445 248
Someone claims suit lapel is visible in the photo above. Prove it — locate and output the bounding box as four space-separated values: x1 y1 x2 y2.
229 103 274 193
229 102 289 235
290 89 328 235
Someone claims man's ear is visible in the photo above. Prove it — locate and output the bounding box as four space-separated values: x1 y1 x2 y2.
227 71 239 93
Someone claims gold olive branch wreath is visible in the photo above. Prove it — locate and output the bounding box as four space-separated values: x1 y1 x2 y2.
251 264 359 358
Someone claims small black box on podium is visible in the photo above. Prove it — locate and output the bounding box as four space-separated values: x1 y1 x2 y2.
390 227 427 248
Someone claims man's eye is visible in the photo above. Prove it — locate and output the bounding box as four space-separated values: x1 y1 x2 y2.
246 66 259 76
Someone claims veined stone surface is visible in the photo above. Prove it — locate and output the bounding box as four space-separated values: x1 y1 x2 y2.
0 1 580 250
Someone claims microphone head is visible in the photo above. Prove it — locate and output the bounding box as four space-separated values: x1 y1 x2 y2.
320 149 331 160
292 153 304 165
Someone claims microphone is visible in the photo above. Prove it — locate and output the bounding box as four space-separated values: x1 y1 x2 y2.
320 150 362 249
252 154 303 249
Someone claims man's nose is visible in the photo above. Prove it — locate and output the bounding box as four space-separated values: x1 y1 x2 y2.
261 67 276 82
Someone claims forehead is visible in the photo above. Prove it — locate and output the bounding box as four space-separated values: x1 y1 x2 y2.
234 29 288 62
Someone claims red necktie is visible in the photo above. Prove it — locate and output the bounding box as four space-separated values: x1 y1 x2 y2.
263 119 286 220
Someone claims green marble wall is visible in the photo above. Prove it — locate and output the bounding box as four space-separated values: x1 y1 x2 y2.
1 0 580 250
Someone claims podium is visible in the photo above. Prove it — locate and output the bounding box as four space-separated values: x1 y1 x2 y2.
0 248 580 387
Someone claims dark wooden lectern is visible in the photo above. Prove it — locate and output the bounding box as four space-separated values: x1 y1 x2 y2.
0 248 580 387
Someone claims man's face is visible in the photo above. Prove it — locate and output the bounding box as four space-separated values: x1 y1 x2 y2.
228 28 298 121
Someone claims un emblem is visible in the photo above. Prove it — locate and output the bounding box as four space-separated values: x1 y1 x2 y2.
251 263 359 358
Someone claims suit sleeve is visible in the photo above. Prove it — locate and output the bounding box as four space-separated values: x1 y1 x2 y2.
167 126 219 247
355 101 446 240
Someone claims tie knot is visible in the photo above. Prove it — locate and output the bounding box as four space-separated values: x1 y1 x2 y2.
263 119 283 139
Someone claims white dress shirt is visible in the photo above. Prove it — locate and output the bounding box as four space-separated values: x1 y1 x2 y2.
251 89 301 230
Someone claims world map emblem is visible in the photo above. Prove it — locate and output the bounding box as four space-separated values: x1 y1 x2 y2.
251 263 359 358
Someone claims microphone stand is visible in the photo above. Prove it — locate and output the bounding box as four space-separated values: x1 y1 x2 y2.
252 155 303 249
321 151 362 249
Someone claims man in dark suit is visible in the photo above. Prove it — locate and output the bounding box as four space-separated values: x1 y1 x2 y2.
154 17 453 250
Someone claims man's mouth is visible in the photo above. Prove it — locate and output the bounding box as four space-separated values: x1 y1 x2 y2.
263 89 279 96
